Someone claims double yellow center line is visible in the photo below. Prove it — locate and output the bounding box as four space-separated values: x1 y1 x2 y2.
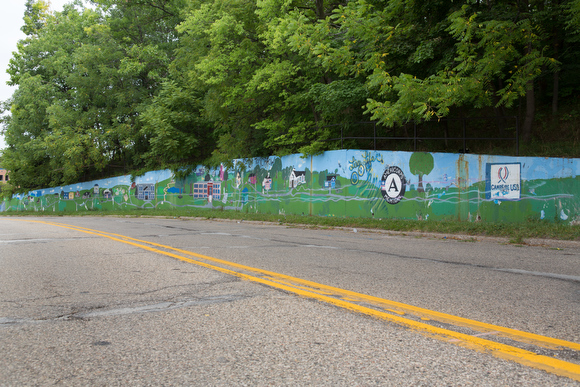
20 220 580 381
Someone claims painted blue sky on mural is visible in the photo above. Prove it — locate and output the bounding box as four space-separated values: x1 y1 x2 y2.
5 149 579 223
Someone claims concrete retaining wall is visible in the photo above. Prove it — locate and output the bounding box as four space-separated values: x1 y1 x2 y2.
3 150 579 223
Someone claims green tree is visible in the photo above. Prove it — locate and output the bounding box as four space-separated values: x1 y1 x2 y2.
21 0 50 37
256 0 371 155
169 0 273 162
446 2 559 142
3 0 182 188
1 74 57 188
286 0 566 143
140 81 215 173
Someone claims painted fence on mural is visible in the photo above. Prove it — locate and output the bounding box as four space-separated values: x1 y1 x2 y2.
2 150 579 223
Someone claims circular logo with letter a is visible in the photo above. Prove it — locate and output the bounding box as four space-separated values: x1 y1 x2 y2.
381 166 407 204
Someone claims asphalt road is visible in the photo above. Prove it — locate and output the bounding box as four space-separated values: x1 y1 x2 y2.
1 216 579 386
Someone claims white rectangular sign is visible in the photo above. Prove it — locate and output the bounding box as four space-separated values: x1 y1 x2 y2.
487 163 521 200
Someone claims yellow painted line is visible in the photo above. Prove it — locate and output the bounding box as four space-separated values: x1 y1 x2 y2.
16 219 580 381
36 220 580 352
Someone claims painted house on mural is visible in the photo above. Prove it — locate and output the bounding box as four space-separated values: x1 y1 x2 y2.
136 184 155 201
0 166 9 183
193 182 221 200
248 173 257 185
289 169 306 188
325 175 337 189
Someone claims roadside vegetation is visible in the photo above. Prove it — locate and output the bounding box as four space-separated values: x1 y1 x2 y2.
3 208 579 243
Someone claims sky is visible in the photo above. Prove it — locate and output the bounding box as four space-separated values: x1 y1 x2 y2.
0 0 78 151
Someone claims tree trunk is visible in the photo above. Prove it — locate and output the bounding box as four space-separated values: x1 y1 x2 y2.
495 106 507 137
443 119 449 149
521 79 535 142
521 38 536 143
311 102 321 124
315 0 324 19
494 79 507 137
552 70 559 115
552 0 560 116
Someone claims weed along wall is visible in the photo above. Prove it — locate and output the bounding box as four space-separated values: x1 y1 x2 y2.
2 150 579 223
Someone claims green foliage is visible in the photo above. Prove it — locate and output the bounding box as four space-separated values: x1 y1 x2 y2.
21 0 50 36
140 81 214 171
566 0 580 30
3 0 183 188
448 5 558 108
0 182 16 201
3 0 580 191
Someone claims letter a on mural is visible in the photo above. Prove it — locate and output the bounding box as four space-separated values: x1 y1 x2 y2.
381 166 407 204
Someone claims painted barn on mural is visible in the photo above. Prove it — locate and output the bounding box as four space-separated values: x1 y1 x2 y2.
1 150 579 223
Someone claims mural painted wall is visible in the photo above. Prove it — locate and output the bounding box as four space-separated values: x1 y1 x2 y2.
2 150 579 223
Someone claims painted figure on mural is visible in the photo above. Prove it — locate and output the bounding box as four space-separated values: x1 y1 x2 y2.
262 173 272 194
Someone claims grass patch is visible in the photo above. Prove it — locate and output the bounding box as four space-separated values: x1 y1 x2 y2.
508 233 526 245
2 207 580 242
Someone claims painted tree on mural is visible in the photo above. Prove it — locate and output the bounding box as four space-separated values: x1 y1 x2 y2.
409 152 434 193
270 158 283 180
318 170 328 189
